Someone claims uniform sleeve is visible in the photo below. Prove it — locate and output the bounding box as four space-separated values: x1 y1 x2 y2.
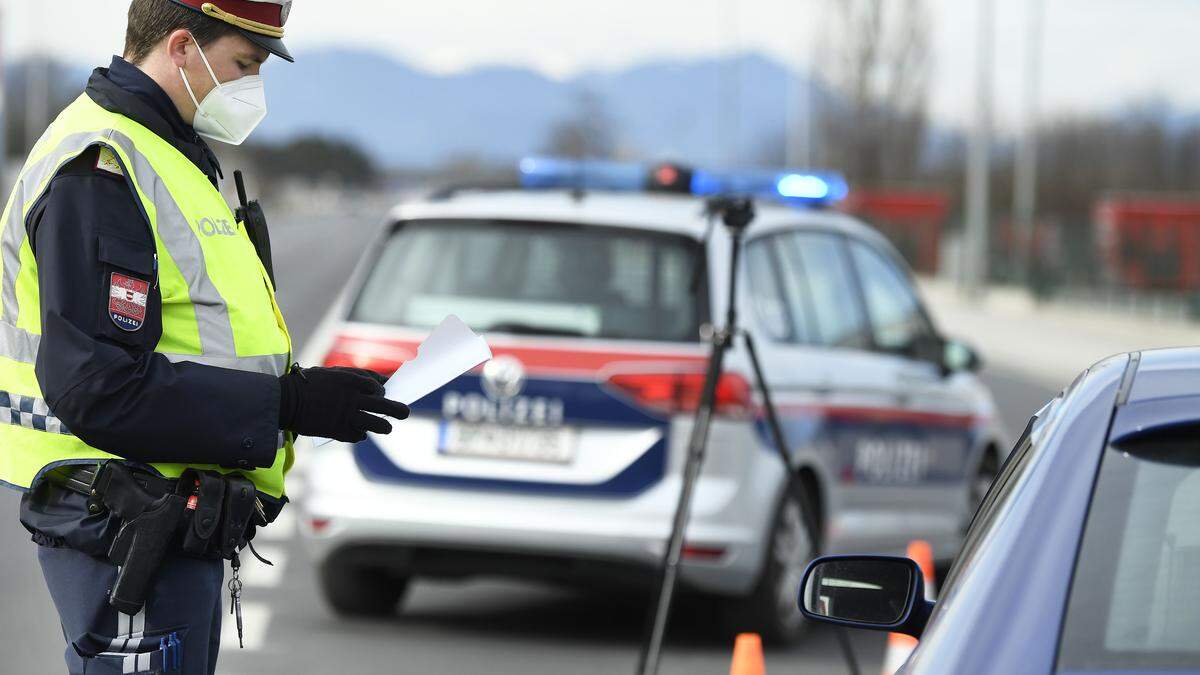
29 151 281 469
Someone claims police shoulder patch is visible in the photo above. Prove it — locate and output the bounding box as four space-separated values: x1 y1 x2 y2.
109 272 149 332
95 147 123 176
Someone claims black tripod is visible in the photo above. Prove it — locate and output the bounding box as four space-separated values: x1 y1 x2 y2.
635 196 839 675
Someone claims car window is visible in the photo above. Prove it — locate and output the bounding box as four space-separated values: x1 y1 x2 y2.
351 219 706 341
770 234 818 344
746 235 816 344
848 240 934 353
939 414 1042 594
745 239 793 342
781 232 869 349
1057 434 1200 671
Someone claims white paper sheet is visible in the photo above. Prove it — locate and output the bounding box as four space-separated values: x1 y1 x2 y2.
313 315 492 446
384 314 493 405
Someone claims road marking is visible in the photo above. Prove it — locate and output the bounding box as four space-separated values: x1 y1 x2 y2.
240 545 286 588
220 602 271 652
259 509 295 542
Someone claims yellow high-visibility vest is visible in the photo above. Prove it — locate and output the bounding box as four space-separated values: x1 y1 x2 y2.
0 94 293 498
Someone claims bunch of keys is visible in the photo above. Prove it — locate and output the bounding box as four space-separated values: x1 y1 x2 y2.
228 552 244 648
254 497 268 526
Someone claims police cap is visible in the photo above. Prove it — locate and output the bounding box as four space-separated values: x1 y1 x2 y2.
166 0 294 63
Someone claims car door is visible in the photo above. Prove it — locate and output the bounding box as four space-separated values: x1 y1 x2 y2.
841 236 982 548
742 228 920 552
844 237 957 417
740 232 836 484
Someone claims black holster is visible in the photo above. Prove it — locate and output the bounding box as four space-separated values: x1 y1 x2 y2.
101 464 188 615
98 464 263 615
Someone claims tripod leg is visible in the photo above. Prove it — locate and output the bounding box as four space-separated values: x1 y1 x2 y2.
741 331 821 539
836 626 864 675
744 333 859 675
636 335 731 675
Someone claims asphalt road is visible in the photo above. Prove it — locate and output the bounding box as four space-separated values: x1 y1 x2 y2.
0 208 1058 675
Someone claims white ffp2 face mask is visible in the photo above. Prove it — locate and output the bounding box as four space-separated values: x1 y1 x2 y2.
179 35 267 146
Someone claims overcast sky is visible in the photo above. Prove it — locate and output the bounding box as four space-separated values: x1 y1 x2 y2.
3 0 1198 131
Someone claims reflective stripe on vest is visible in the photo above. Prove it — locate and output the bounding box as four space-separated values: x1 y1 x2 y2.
0 95 293 497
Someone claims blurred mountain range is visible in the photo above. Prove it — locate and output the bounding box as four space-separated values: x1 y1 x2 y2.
8 49 828 169
11 48 1200 177
256 48 831 168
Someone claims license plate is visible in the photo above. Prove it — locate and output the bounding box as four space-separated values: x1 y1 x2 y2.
439 422 578 464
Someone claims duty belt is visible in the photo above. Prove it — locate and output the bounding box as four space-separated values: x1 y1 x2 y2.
45 461 267 626
47 462 177 506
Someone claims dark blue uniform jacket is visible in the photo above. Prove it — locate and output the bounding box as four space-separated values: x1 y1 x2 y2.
19 58 283 552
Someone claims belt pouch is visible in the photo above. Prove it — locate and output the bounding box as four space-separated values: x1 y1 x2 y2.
181 470 226 557
218 475 256 559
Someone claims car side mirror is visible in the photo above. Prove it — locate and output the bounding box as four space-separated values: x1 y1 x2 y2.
798 555 934 639
942 338 982 374
911 333 945 366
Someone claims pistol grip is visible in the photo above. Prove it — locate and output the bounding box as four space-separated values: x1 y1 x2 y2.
107 494 187 615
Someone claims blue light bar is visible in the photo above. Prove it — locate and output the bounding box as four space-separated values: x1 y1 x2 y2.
518 157 646 191
515 156 849 207
692 168 848 206
778 173 835 200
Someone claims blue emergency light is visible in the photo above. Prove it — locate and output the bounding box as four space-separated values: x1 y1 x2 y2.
690 168 848 206
517 156 848 207
518 157 646 191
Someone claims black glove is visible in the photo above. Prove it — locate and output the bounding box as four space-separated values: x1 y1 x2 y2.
278 365 410 443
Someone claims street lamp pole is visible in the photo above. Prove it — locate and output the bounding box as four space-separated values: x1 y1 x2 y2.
786 13 816 169
963 0 994 297
787 15 820 169
786 52 803 167
720 0 742 167
1013 0 1045 287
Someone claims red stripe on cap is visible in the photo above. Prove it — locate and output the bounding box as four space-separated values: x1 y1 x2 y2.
176 0 284 29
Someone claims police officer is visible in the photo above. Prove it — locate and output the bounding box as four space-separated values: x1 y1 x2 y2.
0 1 410 673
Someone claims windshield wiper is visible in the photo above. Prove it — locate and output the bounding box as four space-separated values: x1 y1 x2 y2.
486 321 586 338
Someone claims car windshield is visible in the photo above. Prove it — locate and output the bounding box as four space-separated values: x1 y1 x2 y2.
350 219 706 342
1057 436 1200 671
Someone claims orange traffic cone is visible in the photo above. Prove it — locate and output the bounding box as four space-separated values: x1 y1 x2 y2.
880 541 937 675
729 632 766 675
881 629 919 675
910 540 938 603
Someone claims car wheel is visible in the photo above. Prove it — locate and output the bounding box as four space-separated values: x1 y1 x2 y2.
319 558 410 617
723 485 817 644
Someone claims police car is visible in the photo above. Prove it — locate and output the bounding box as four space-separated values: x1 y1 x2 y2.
296 160 1005 642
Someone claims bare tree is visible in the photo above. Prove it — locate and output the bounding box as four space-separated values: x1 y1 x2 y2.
542 89 617 160
815 0 932 183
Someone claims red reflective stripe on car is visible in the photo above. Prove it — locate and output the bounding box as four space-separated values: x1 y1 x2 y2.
774 403 984 429
328 332 707 377
326 331 985 428
487 346 708 374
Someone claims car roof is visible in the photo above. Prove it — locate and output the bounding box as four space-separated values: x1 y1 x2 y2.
1126 346 1200 403
387 189 886 243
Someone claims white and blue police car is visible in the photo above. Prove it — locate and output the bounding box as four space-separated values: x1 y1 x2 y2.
296 159 1006 642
